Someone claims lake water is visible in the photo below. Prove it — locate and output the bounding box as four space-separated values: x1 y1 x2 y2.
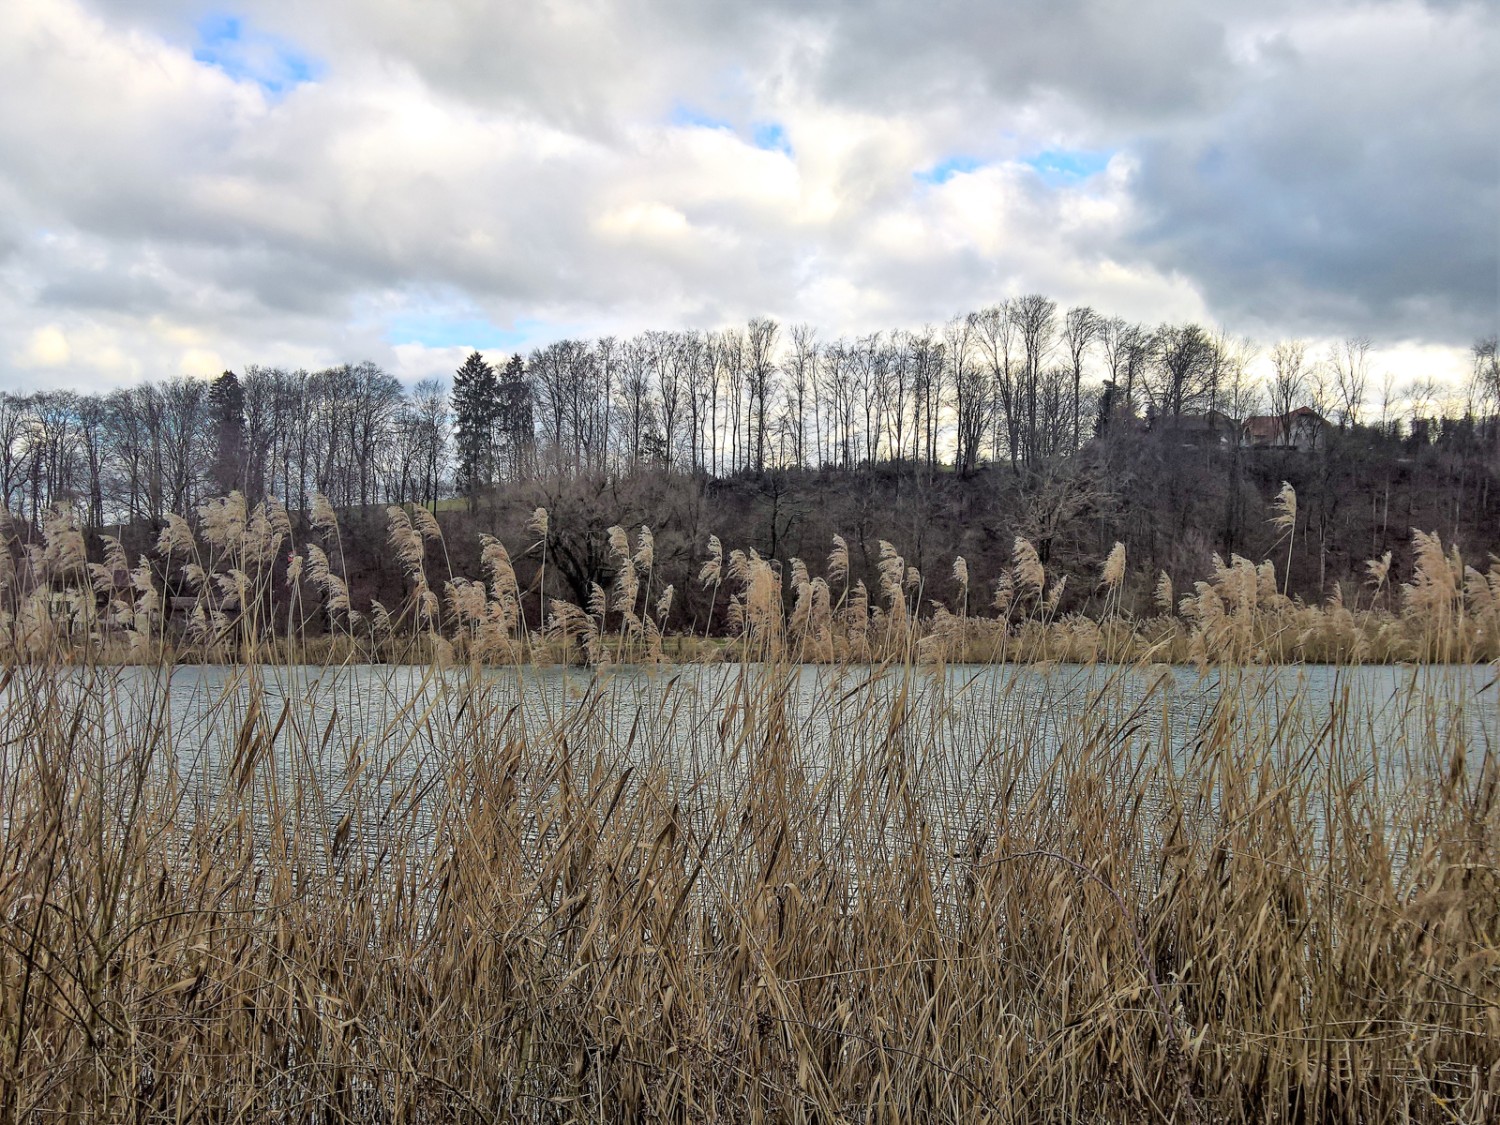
4 659 1495 891
36 659 1493 807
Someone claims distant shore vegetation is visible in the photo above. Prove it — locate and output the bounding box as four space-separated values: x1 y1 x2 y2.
1 303 1496 655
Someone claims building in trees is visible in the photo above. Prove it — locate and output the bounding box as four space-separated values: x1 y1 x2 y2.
1244 407 1328 451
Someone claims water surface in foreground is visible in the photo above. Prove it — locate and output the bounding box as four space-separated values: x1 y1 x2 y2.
91 659 1497 782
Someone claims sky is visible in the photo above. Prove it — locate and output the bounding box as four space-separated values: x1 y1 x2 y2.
0 0 1495 395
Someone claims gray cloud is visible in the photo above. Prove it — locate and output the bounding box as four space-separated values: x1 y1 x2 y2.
0 0 1491 392
1126 1 1499 343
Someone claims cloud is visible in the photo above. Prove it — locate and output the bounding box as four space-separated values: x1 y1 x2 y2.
0 0 1490 395
20 326 72 368
1126 1 1499 344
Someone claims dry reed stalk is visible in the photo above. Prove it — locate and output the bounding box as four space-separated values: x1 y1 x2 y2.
0 648 1494 1121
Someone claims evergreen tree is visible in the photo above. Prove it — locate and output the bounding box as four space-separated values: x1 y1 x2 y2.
452 351 498 503
208 370 246 496
495 354 535 481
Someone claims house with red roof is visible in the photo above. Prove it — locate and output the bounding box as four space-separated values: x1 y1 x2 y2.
1243 407 1328 451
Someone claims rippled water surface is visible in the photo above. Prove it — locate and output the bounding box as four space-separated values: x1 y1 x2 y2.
88 660 1499 784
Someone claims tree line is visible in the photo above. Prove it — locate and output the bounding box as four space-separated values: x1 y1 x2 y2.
1 298 1496 537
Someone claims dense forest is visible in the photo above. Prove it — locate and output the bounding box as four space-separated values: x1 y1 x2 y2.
2 297 1497 632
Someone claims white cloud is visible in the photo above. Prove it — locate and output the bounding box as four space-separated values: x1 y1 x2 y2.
19 326 72 368
0 0 1490 393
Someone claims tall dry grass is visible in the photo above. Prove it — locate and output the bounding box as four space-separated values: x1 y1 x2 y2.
2 485 1497 667
0 489 1495 1120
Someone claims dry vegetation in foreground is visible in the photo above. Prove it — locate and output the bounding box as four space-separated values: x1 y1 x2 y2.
0 487 1496 1121
0 645 1496 1121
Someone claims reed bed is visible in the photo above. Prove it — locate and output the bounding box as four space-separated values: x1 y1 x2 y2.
0 650 1496 1121
0 485 1496 667
0 489 1496 1121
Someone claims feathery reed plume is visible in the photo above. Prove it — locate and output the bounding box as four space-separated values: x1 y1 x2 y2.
1156 573 1173 614
129 555 159 616
198 491 248 556
1044 573 1068 615
1270 481 1297 594
1013 536 1045 597
699 535 723 586
992 570 1015 616
1100 542 1126 591
156 513 196 557
41 505 85 580
655 584 674 620
445 577 488 628
386 506 426 579
369 600 392 639
545 598 587 642
1403 530 1454 609
412 505 443 543
479 535 517 600
742 551 784 648
1270 480 1298 534
305 543 350 614
1402 529 1461 657
952 556 969 608
1366 550 1393 591
607 525 630 559
1466 565 1495 616
615 556 639 616
876 542 906 618
828 534 849 587
635 525 655 571
310 492 338 537
88 535 130 595
1255 560 1279 604
843 579 870 652
266 497 292 550
588 581 609 621
527 507 549 537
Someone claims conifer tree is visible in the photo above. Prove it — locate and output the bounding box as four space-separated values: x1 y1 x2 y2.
208 370 246 496
452 351 498 505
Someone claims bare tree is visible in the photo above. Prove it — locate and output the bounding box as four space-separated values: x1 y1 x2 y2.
617 337 655 469
1330 336 1371 429
783 324 817 469
974 303 1018 467
885 331 916 468
1062 305 1101 450
1144 324 1219 423
745 317 779 473
1268 339 1310 441
947 313 987 475
1011 295 1057 464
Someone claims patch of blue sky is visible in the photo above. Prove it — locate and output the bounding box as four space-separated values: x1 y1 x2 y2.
385 312 540 352
751 121 792 156
914 155 985 185
1022 149 1113 186
193 12 323 95
668 103 734 131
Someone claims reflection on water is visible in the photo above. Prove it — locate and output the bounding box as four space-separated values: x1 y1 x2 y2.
87 659 1498 784
8 660 1496 874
